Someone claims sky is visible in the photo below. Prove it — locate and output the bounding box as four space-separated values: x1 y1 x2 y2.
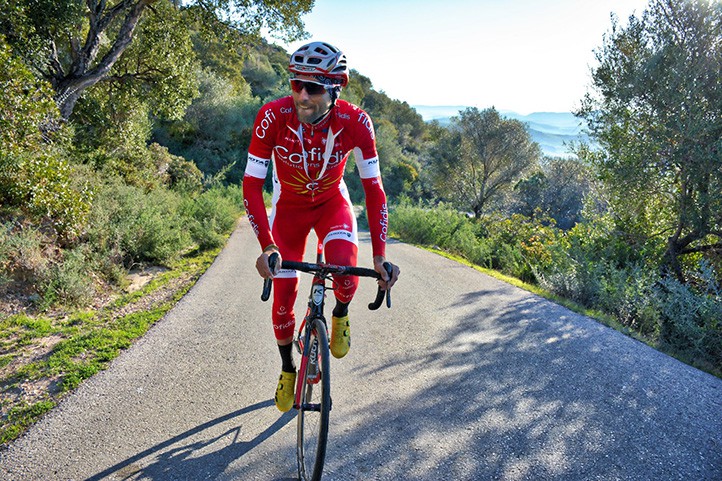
271 0 651 115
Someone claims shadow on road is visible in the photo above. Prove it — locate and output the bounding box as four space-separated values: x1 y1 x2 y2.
86 399 294 481
322 283 722 480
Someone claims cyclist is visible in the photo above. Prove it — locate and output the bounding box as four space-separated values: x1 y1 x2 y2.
243 41 400 412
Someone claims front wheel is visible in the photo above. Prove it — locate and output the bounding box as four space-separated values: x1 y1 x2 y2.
296 318 331 481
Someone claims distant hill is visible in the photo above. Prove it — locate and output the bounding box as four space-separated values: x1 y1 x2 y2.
412 105 590 158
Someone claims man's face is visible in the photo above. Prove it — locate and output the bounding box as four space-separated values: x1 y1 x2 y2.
291 76 333 124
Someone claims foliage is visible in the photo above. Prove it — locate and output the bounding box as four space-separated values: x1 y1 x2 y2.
0 222 52 292
0 35 56 151
104 0 201 121
181 185 243 250
0 36 92 239
511 157 595 229
242 39 294 101
153 68 260 184
577 0 722 282
0 0 312 119
86 177 190 266
428 107 541 217
656 262 722 364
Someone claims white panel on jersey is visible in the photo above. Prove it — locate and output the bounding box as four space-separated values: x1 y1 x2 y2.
354 147 380 179
245 153 270 178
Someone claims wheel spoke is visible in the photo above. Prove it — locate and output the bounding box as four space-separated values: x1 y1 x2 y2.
296 319 331 481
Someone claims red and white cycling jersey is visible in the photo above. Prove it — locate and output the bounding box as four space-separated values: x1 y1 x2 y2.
243 97 388 258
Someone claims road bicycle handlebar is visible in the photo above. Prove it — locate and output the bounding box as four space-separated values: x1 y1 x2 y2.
261 253 392 309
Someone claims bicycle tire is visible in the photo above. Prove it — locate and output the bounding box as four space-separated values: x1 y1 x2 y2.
296 318 331 481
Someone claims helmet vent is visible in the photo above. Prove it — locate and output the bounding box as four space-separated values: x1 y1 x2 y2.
289 41 349 87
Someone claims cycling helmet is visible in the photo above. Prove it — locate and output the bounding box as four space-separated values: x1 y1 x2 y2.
289 41 349 87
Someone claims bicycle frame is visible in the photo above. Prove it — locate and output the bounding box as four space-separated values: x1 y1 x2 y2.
294 243 328 409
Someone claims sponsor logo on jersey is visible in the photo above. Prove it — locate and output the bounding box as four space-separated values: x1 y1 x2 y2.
255 108 277 139
273 145 346 168
248 154 270 167
379 203 388 242
244 199 261 237
357 112 375 140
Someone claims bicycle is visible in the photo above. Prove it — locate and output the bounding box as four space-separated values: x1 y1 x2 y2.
261 243 392 481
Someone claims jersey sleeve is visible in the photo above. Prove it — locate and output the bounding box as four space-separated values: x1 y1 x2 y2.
362 177 388 258
243 104 277 251
352 110 381 180
351 109 387 257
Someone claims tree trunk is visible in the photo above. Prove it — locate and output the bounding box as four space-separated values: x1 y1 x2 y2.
55 83 85 121
662 237 685 283
52 0 155 120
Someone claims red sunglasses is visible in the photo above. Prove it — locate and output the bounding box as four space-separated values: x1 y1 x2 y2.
290 79 329 95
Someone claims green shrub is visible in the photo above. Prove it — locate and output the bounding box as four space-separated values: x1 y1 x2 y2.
656 263 722 366
0 222 95 308
41 246 96 308
475 213 560 283
86 177 191 266
390 201 469 247
182 185 243 250
0 37 92 240
596 262 660 335
0 222 52 290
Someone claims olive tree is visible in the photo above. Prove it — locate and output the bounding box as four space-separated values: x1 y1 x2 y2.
578 0 722 281
0 0 313 120
430 107 540 218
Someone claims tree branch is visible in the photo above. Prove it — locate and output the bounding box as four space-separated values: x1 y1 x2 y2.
48 40 65 79
679 243 722 255
56 0 157 118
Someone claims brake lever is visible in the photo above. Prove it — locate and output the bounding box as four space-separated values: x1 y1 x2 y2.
368 262 393 310
261 252 279 302
383 262 392 308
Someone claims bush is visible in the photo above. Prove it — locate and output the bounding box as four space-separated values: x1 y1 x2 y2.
182 185 243 250
0 37 92 240
596 262 660 334
656 263 722 366
391 200 471 248
0 222 95 307
86 177 191 266
0 222 52 290
477 213 558 283
41 246 96 308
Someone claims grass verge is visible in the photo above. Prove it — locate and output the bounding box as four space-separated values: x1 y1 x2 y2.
0 247 221 447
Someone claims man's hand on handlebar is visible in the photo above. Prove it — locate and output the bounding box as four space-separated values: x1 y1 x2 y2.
373 255 400 291
256 245 281 279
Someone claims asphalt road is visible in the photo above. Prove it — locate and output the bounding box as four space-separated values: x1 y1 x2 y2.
1 220 721 480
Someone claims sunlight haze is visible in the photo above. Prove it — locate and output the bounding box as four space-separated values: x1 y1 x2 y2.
273 0 650 115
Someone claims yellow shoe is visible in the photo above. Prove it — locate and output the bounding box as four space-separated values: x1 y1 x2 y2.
274 371 296 412
330 315 350 358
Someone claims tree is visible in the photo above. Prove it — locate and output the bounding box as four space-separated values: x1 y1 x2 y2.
0 0 313 120
0 36 91 238
430 107 540 218
578 0 722 281
512 157 594 229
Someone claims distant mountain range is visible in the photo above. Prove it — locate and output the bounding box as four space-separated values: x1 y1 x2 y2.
412 105 590 158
